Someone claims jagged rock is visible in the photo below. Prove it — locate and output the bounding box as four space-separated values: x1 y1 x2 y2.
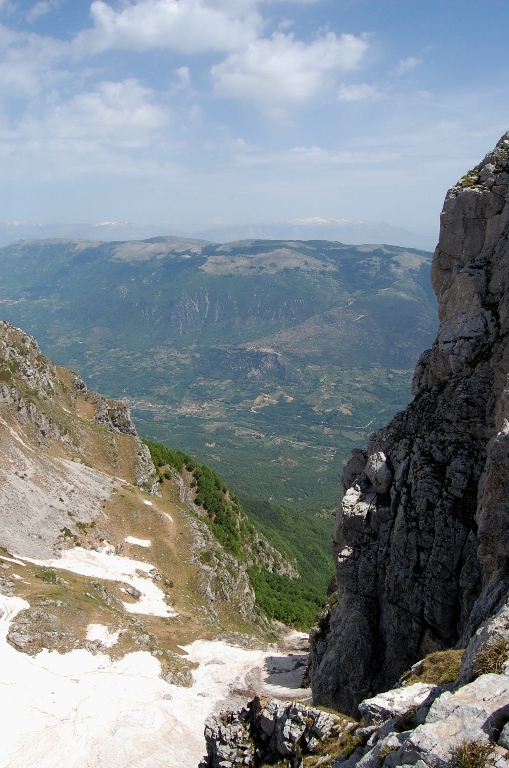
459 594 509 684
92 395 137 436
364 452 393 494
203 696 342 767
393 674 509 768
499 722 509 749
310 131 509 715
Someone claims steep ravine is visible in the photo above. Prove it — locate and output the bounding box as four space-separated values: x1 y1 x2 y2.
310 130 509 715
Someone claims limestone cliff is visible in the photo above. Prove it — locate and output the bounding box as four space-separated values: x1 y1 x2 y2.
310 131 509 715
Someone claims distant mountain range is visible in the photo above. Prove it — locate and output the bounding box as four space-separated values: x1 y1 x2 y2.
0 235 437 511
0 218 438 251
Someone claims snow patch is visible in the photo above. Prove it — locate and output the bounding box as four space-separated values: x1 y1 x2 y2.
86 623 122 648
0 555 26 567
124 536 151 548
0 595 310 768
18 546 176 618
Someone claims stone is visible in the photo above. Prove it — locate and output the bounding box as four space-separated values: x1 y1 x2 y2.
364 452 393 494
498 722 509 750
460 594 509 684
203 697 342 767
359 683 439 726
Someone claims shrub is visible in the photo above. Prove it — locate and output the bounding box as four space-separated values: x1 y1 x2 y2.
395 708 417 732
378 744 398 765
36 567 58 584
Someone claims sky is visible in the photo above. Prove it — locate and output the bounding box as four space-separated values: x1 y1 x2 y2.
0 0 508 234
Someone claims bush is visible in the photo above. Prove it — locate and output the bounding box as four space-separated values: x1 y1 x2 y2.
378 744 398 765
36 567 58 584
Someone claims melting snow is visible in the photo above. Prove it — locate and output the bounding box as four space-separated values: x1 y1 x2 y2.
86 624 122 648
0 596 310 768
125 536 151 548
18 546 176 618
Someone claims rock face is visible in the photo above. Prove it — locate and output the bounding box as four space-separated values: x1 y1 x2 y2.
310 131 509 714
0 320 160 557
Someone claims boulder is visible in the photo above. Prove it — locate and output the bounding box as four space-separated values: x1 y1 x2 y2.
359 683 439 727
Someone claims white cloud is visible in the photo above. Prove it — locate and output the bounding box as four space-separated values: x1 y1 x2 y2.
0 25 68 100
26 1 62 23
212 31 368 112
234 145 399 167
169 65 191 95
41 78 167 149
74 0 262 55
337 82 383 102
0 78 169 181
395 56 420 75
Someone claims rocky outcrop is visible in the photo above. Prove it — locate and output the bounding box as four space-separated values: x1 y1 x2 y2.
202 695 344 767
0 320 157 492
310 131 509 714
325 673 509 768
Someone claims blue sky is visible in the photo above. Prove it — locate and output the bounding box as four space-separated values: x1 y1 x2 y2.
0 0 508 233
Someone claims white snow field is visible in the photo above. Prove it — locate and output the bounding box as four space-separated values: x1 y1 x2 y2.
0 596 310 768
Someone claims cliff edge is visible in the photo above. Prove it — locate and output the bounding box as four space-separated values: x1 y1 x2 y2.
310 131 509 715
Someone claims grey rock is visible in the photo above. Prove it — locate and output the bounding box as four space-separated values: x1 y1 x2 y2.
397 674 509 768
203 696 342 767
498 722 509 749
365 452 393 494
310 131 509 715
359 683 439 726
460 594 509 684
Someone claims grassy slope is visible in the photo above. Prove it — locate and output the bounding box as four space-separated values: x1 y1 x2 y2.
145 440 334 628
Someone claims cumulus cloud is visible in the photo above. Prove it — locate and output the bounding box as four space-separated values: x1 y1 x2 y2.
337 82 382 102
40 78 166 149
74 0 262 55
0 78 168 180
212 31 368 112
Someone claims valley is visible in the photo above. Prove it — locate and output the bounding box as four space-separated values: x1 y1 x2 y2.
0 237 437 511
